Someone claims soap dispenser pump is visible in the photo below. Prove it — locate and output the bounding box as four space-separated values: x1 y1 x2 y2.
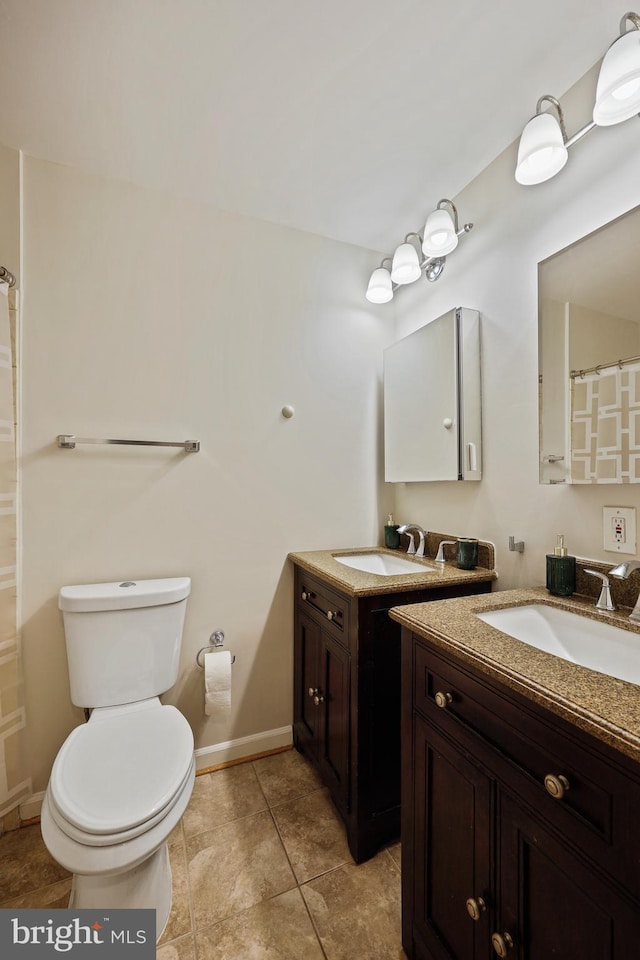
546 534 576 597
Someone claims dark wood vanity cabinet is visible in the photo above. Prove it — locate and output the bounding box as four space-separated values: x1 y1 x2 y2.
402 631 640 960
292 565 492 863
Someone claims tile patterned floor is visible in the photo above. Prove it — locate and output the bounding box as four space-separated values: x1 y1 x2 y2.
0 749 405 959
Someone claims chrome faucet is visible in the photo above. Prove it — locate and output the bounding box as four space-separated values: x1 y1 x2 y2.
397 523 427 558
584 569 615 612
609 559 640 622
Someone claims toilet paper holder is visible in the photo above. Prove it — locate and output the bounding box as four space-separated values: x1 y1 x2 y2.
196 629 236 668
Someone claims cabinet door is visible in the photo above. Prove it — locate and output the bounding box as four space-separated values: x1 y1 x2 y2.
413 715 492 960
294 610 322 758
497 792 640 960
317 632 351 813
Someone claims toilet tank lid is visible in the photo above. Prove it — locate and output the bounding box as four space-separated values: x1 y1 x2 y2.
59 577 191 612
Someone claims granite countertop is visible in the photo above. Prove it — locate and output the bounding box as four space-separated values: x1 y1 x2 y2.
389 587 640 764
288 546 496 598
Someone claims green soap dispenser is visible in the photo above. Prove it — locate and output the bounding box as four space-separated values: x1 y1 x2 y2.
546 534 576 597
384 514 400 549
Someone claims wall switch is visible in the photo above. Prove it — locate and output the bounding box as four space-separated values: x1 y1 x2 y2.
603 506 636 555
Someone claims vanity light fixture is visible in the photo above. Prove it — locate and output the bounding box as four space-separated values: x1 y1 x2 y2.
365 257 394 303
515 11 640 185
515 96 569 185
422 199 460 257
594 11 640 125
365 199 473 304
391 234 422 284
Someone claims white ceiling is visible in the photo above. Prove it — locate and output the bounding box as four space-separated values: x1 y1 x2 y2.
0 0 621 252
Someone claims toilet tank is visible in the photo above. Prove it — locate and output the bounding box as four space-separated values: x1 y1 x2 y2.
58 577 191 708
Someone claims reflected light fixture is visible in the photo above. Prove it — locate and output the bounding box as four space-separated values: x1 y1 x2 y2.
593 12 640 125
515 11 640 185
365 200 473 304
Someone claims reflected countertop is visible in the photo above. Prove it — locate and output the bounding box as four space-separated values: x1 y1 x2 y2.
288 546 496 598
389 587 640 764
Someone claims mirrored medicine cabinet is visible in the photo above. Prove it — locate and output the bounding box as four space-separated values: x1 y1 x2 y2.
383 307 482 482
539 203 640 485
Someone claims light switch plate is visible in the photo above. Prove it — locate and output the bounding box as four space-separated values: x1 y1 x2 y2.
603 506 636 555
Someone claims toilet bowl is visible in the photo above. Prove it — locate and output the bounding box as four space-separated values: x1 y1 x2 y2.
41 698 195 937
40 577 195 941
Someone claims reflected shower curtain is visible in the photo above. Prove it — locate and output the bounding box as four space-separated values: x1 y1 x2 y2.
0 286 30 817
571 361 640 483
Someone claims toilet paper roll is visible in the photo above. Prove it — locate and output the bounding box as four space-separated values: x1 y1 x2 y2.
204 650 232 715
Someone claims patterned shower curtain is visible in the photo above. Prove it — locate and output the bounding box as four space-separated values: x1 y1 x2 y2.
0 286 30 818
570 361 640 483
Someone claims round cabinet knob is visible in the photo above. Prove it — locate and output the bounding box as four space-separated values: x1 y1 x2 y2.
301 591 308 601
326 610 340 622
443 417 453 429
435 691 453 709
466 897 486 921
313 693 325 706
544 773 570 800
491 932 514 958
308 687 318 698
326 611 334 621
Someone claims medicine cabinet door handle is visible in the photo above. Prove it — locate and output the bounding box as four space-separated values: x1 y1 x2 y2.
466 897 486 921
435 691 453 709
544 773 570 799
491 932 514 957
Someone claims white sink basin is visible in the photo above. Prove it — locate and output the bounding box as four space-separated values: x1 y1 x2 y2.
477 604 640 686
333 552 436 576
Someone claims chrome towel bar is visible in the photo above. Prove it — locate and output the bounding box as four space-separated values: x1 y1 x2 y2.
57 435 200 452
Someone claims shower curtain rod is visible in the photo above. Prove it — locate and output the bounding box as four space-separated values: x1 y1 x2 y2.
571 354 640 379
0 266 16 287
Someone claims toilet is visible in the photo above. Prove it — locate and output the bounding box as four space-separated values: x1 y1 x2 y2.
40 577 195 940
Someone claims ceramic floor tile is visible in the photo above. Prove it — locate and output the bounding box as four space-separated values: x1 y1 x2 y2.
195 888 325 960
159 835 192 945
387 842 401 871
156 933 196 960
0 878 72 909
0 824 71 902
270 788 352 883
182 763 267 838
302 852 405 960
253 749 322 807
186 810 295 929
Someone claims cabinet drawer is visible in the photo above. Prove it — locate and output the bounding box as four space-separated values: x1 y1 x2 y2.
413 637 640 899
298 573 350 647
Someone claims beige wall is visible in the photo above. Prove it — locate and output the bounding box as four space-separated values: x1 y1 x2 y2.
21 157 393 791
390 63 640 586
0 143 19 286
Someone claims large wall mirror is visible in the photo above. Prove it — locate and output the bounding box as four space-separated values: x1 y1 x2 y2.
539 204 640 484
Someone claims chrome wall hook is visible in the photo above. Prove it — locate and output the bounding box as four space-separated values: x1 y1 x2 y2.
508 536 525 553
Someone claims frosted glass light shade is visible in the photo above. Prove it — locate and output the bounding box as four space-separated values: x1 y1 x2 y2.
366 267 393 303
391 243 421 285
422 208 458 257
515 111 568 185
593 29 640 125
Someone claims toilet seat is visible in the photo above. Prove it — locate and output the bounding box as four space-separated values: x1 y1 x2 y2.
49 699 193 839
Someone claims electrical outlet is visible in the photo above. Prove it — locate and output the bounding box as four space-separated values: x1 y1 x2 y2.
603 506 636 554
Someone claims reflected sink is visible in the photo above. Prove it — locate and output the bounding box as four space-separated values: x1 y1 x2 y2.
477 604 640 685
333 552 437 577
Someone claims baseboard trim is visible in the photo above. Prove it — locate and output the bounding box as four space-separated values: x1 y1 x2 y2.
19 791 45 823
194 725 293 772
